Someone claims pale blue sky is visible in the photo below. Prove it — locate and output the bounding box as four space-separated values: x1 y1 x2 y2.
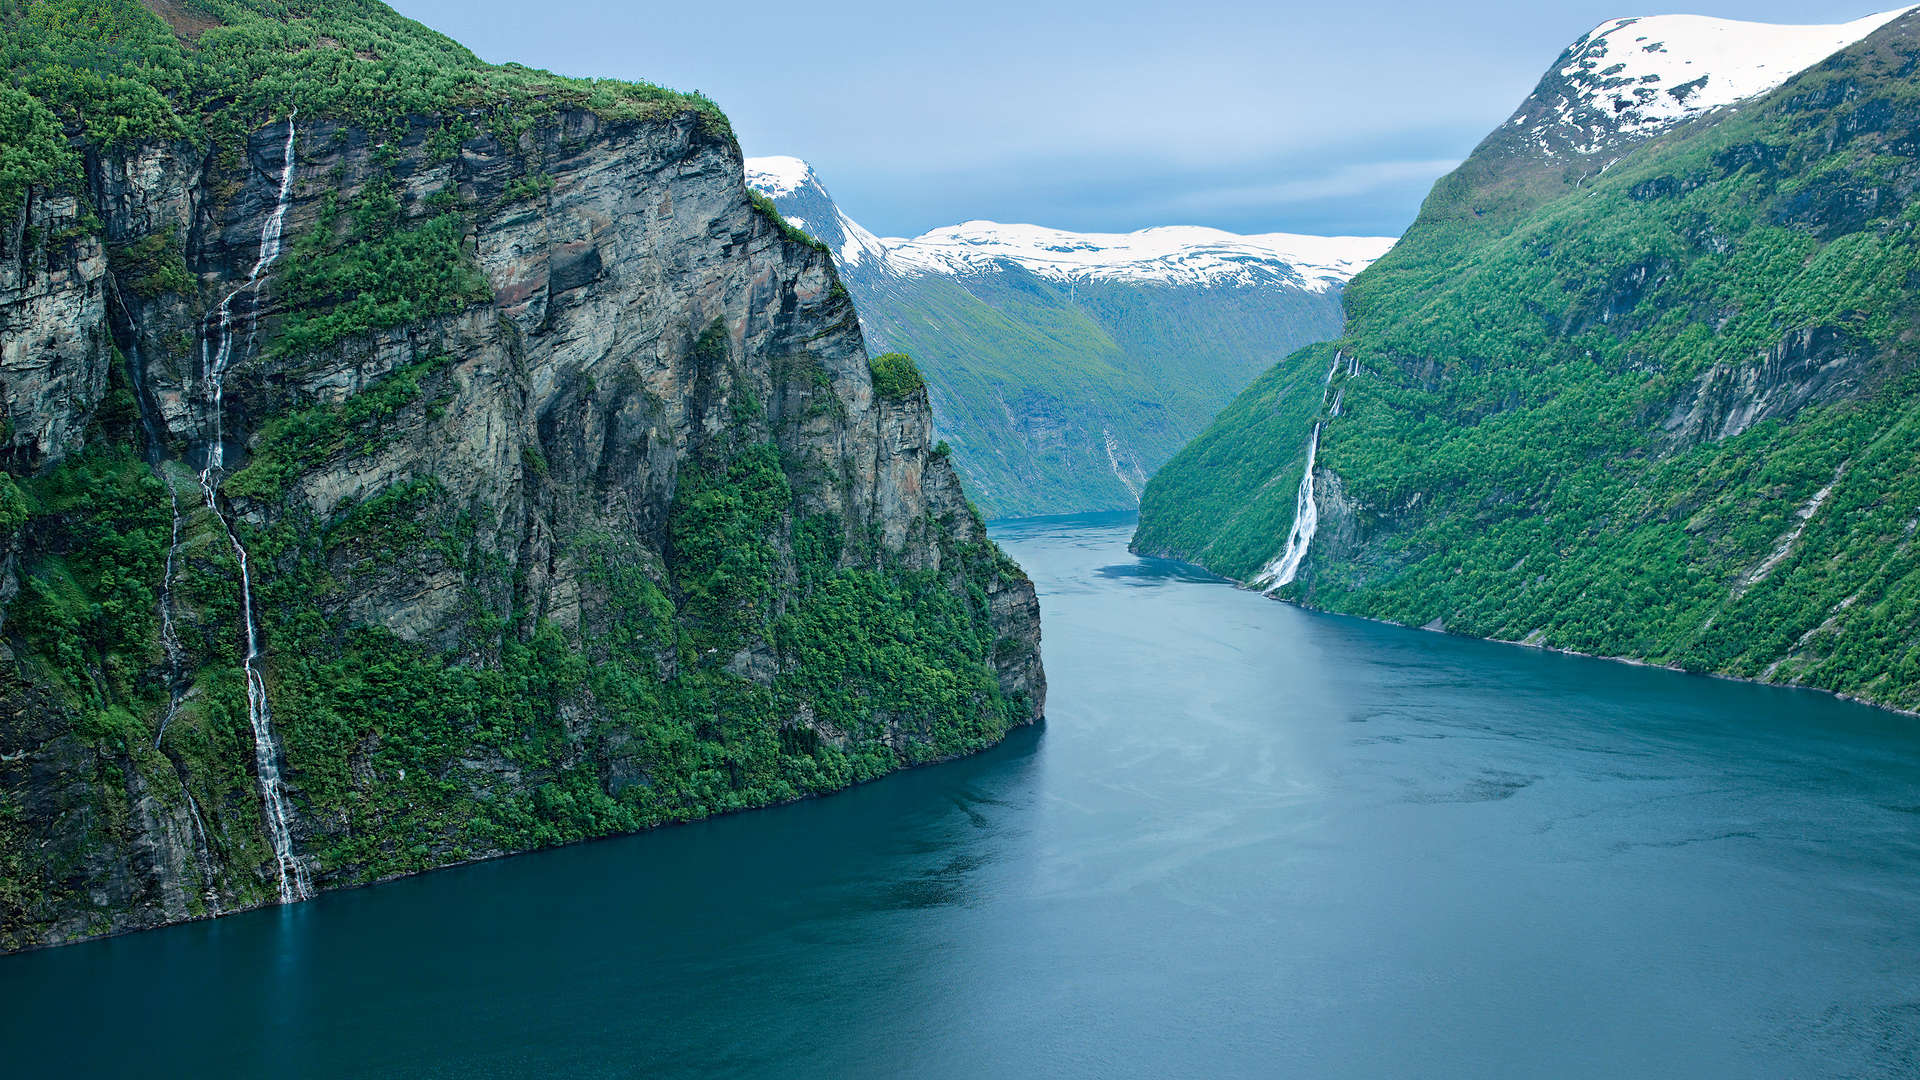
390 1 1900 237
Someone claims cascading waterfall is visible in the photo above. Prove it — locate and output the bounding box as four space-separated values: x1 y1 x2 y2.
115 333 190 750
1254 352 1344 592
1255 422 1321 591
120 326 220 899
196 114 310 904
152 482 186 748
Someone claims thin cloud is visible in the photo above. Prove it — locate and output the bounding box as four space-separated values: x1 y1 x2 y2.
1165 159 1463 215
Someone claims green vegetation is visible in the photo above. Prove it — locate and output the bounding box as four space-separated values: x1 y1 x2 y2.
224 354 453 504
0 82 80 216
748 190 828 254
11 442 170 705
271 187 491 359
501 171 552 203
110 230 193 298
0 0 728 147
867 351 926 401
846 267 1345 517
0 0 729 213
0 0 1037 945
1137 18 1920 709
222 423 1026 881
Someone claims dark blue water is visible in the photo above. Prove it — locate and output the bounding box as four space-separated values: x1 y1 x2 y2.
5 513 1919 1078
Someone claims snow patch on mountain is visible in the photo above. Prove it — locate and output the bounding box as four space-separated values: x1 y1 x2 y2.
1526 6 1916 155
744 157 1393 291
743 155 814 197
879 222 1393 291
744 156 891 268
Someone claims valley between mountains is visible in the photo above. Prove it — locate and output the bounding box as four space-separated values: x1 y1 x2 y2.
5 0 1920 960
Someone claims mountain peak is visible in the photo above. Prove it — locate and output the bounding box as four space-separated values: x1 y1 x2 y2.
1512 6 1917 156
743 155 819 198
743 155 890 268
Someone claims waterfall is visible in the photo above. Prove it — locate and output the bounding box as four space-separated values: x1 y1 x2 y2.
1253 349 1349 591
153 480 187 747
182 789 221 914
1102 427 1144 502
1255 423 1322 593
196 115 310 904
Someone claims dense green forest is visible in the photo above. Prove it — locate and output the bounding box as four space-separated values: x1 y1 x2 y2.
1137 13 1920 710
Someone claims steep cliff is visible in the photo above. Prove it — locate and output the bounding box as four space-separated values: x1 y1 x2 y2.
0 0 1042 951
747 157 1392 517
1137 8 1920 710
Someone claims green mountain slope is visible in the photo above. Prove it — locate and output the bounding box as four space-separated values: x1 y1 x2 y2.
746 159 1384 518
1136 11 1920 711
858 268 1347 515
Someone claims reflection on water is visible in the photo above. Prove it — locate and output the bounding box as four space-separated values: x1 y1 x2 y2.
4 514 1918 1079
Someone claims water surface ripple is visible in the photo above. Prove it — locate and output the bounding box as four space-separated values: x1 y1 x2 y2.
5 513 1917 1078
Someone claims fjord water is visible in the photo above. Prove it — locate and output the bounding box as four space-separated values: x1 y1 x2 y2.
6 515 1919 1078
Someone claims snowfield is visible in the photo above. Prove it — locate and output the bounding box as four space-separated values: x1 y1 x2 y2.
1527 6 1917 153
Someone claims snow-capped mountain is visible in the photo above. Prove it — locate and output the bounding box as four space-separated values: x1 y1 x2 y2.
744 156 891 269
877 222 1390 292
744 157 1392 517
1509 6 1916 156
746 156 1391 293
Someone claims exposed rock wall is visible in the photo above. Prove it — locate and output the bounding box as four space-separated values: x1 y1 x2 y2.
0 105 1043 951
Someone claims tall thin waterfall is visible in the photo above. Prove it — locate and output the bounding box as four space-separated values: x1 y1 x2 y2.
153 481 186 748
1254 352 1344 593
1255 422 1321 591
198 115 310 904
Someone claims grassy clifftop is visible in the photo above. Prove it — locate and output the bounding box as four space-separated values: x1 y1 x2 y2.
0 0 727 214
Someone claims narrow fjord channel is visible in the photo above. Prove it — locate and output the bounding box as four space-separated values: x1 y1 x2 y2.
5 514 1918 1078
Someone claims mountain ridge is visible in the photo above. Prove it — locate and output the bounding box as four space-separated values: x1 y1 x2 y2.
746 156 1393 289
747 156 1391 516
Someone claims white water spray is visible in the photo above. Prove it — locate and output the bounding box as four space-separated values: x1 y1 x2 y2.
1255 423 1321 592
1253 351 1348 591
197 115 310 904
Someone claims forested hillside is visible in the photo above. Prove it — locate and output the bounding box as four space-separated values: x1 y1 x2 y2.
1136 10 1920 710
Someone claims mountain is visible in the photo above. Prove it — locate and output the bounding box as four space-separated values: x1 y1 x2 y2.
747 157 1393 516
1135 7 1920 711
0 0 1041 951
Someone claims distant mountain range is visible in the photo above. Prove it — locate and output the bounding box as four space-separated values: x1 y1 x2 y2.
747 157 1392 516
1135 6 1920 711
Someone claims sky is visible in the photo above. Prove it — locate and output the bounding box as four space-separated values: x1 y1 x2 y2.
390 1 1904 239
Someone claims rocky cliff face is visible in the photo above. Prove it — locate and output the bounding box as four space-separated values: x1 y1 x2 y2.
0 97 1042 949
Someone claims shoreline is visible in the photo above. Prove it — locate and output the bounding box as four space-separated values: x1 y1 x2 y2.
1259 587 1920 720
